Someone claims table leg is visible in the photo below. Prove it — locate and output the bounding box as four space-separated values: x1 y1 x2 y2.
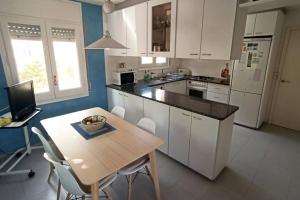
148 151 161 200
91 182 99 200
23 126 31 154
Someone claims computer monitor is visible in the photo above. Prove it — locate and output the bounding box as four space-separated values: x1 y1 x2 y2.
5 80 36 122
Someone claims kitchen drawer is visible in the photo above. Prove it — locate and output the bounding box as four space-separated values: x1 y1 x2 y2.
207 92 229 104
207 83 230 95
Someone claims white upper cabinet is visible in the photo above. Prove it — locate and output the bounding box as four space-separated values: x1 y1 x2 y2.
244 11 282 37
175 0 204 59
106 9 127 56
124 2 148 57
148 0 177 57
200 0 246 60
244 14 256 37
254 11 278 36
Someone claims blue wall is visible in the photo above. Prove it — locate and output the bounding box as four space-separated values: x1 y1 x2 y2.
0 3 107 154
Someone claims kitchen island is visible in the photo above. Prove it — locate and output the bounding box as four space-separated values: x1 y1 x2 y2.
107 78 238 180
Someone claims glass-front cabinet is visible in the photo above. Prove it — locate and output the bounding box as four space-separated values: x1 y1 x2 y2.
148 0 177 57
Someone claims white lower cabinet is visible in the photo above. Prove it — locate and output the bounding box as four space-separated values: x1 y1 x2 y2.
189 113 219 179
123 93 144 124
107 88 143 124
169 107 191 165
107 88 234 180
207 92 229 104
143 99 169 154
107 88 125 111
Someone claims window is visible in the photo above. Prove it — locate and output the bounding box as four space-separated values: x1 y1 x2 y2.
141 57 168 66
1 17 88 103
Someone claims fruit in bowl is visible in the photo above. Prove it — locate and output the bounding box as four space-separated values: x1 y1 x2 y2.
81 115 107 132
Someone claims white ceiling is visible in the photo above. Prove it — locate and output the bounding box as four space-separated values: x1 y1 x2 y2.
76 0 126 6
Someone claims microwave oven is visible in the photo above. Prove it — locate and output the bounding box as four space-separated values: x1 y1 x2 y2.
112 71 136 85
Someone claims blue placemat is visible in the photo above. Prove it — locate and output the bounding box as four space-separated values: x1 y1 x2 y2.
71 121 116 140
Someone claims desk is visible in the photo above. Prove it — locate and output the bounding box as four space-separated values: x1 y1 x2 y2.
41 107 164 200
0 109 42 177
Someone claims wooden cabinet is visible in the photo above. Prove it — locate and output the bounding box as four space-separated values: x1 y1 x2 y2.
107 88 143 124
189 113 219 178
175 0 204 59
123 93 144 124
230 90 261 127
106 9 127 56
148 0 177 57
169 107 191 165
124 2 148 56
200 0 246 60
244 14 256 37
163 80 186 95
144 99 169 154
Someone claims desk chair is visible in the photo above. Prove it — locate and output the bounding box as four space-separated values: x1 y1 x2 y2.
43 153 117 200
32 127 65 200
118 117 156 200
111 106 125 119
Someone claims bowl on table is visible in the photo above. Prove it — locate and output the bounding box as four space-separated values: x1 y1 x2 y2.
81 115 107 132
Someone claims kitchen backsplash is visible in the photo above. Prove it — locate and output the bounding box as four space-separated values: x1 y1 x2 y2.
105 55 234 84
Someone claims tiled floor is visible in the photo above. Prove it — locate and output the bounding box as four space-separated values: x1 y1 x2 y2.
1 124 300 200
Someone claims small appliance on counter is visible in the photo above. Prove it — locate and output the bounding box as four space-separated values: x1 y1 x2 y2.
112 68 137 86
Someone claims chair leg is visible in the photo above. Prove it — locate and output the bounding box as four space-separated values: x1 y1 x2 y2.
65 193 71 200
145 165 153 183
57 179 61 200
128 175 132 200
103 189 113 200
82 195 85 200
48 162 54 183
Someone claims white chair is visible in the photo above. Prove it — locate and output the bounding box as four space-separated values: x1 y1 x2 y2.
111 106 125 119
43 153 117 200
118 117 156 200
32 127 65 200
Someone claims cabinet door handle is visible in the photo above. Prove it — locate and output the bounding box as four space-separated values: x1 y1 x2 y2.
201 53 212 56
148 53 154 55
140 53 146 55
122 52 126 55
182 113 190 117
189 53 199 56
193 116 202 120
255 32 263 35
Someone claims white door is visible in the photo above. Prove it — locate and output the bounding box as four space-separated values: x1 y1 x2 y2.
106 9 127 56
125 2 148 57
124 93 144 124
254 11 277 36
272 28 300 131
230 90 261 128
148 0 177 57
144 99 170 153
200 0 237 60
189 113 219 178
107 88 125 111
244 14 256 37
169 107 191 165
175 0 204 59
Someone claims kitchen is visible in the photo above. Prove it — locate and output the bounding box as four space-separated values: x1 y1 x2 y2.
1 0 300 200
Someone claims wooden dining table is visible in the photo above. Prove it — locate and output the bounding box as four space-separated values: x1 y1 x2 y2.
41 107 164 200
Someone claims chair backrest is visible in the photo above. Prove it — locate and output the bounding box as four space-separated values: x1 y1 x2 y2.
43 153 86 196
31 127 60 162
111 106 125 119
137 118 156 134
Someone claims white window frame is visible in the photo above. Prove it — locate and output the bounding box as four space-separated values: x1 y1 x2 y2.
0 15 88 104
140 57 170 70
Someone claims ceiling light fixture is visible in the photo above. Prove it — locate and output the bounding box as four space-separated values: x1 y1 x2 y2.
85 0 127 50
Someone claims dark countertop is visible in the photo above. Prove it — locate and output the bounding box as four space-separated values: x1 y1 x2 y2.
107 78 238 120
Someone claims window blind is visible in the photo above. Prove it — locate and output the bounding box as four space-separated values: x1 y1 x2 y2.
51 27 75 40
8 23 41 39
